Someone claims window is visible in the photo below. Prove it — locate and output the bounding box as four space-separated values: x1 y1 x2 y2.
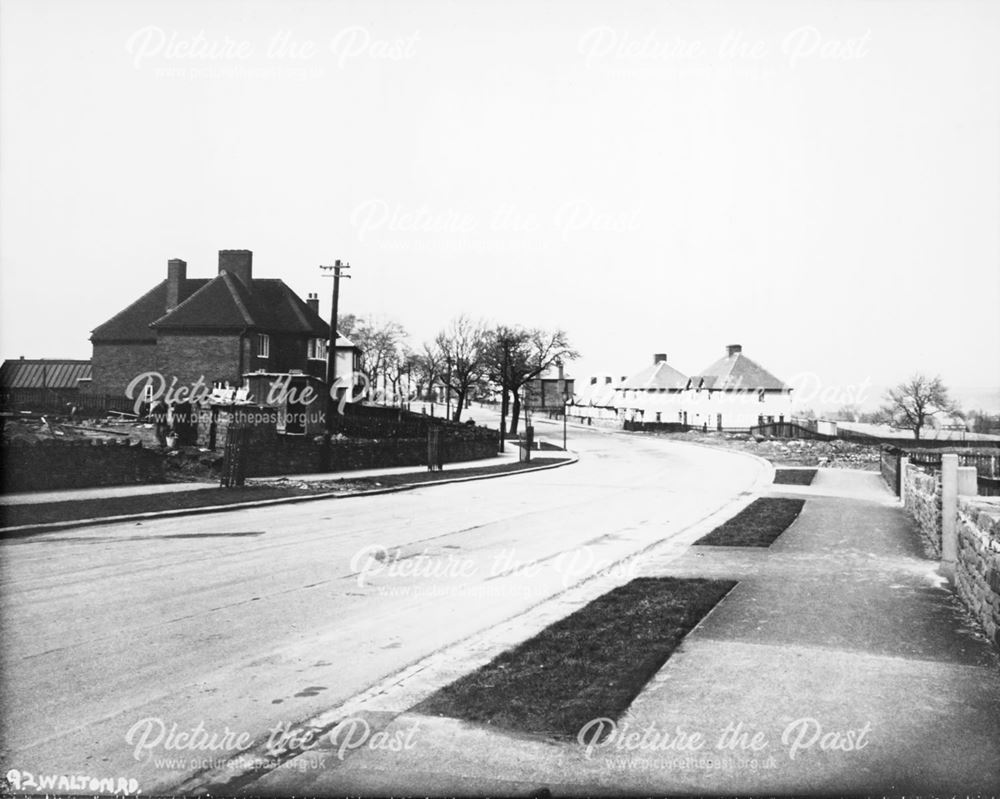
257 333 270 359
308 338 327 360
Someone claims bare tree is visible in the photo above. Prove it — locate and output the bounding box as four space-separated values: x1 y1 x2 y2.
881 374 960 440
410 342 444 403
343 315 408 401
485 325 579 436
384 347 412 407
435 315 489 422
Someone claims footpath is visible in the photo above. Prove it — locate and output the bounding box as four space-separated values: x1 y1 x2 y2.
234 468 1000 796
0 449 577 534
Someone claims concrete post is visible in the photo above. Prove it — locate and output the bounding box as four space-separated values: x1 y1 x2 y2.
957 466 977 497
941 454 959 580
899 456 909 507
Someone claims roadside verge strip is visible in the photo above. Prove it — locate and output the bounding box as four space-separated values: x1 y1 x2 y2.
694 497 805 547
413 576 738 740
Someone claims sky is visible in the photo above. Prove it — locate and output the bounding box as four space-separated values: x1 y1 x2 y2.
2 0 999 412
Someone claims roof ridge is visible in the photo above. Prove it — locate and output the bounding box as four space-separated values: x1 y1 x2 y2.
150 276 223 327
275 279 314 330
220 272 258 326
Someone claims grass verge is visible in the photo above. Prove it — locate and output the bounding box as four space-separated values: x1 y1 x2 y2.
413 576 736 740
0 458 569 530
773 468 817 485
694 497 805 547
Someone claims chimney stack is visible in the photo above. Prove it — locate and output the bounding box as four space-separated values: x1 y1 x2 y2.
590 376 597 385
605 376 612 384
726 344 742 357
654 353 667 364
306 292 320 315
219 249 253 288
166 258 187 312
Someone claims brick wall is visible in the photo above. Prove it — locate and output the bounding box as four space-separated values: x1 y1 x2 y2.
90 342 156 397
903 466 942 556
157 332 248 388
1 439 165 492
955 497 1000 647
265 333 310 374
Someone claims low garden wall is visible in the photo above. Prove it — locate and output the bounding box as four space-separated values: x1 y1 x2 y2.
1 427 499 492
903 466 942 557
955 497 1000 647
0 438 165 492
901 460 1000 648
243 427 499 478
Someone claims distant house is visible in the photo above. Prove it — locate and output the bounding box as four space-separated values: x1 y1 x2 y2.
575 374 623 408
615 354 688 423
684 344 793 430
0 358 92 407
525 364 575 410
609 344 793 430
89 250 360 400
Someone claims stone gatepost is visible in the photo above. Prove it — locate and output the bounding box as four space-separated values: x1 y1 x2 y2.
900 455 910 507
941 454 959 581
957 466 978 497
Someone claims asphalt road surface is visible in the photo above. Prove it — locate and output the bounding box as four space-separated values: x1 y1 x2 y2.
0 421 765 794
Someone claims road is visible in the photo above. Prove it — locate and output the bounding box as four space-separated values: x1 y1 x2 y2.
0 421 766 794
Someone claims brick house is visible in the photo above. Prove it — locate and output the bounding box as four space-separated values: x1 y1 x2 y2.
524 364 575 410
89 250 359 398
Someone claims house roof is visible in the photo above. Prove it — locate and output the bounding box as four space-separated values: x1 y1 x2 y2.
0 359 92 389
693 351 788 391
620 361 689 391
575 376 621 406
90 280 209 342
91 274 330 342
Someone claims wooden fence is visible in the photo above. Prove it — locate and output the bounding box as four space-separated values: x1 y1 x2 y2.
0 388 136 416
881 445 1000 497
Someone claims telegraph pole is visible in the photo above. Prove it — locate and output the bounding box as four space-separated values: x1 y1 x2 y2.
320 259 351 436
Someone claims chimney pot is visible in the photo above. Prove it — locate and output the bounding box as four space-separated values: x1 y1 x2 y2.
590 376 597 385
605 376 612 384
219 249 253 287
654 353 667 364
726 344 742 357
166 258 187 312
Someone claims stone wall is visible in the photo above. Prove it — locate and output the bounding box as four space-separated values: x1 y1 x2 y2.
903 466 942 556
955 497 1000 647
0 438 165 492
244 432 498 478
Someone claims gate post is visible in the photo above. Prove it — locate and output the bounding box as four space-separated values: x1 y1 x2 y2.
941 454 959 581
428 427 443 471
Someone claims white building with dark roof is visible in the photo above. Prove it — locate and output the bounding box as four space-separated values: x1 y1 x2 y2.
683 344 793 430
610 344 793 430
614 354 689 423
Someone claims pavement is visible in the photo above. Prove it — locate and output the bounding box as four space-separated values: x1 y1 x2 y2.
0 451 523 507
238 468 1000 797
